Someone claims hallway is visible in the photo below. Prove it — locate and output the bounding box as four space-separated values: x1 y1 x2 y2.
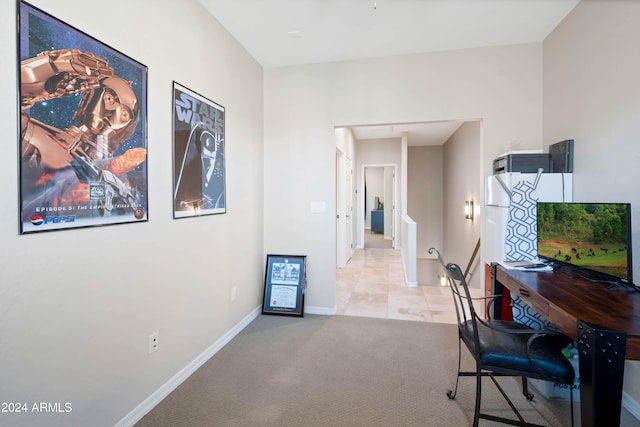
336 247 480 323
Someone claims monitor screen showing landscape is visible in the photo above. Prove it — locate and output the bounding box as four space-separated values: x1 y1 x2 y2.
537 202 633 285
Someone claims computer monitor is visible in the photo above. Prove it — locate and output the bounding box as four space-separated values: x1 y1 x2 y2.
537 202 633 286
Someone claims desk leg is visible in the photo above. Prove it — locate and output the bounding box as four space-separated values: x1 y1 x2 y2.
489 264 513 321
577 320 627 427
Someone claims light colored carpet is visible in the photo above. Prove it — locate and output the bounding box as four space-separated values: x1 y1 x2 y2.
132 314 636 427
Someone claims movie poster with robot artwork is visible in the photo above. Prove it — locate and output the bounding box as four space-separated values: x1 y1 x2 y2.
18 1 148 234
172 82 225 218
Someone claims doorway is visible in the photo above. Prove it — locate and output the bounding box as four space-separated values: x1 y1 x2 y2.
336 148 354 268
334 119 482 320
362 165 396 249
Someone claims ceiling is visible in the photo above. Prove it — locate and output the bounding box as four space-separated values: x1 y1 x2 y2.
348 121 466 146
199 0 580 145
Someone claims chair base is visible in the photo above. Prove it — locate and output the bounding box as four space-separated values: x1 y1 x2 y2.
479 412 548 427
448 371 573 427
447 371 533 400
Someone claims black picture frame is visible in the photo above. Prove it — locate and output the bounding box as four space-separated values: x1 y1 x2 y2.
17 1 148 234
172 81 226 218
262 255 306 317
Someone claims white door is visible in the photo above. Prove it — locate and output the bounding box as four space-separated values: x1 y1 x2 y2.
345 157 353 259
384 166 395 245
336 151 353 267
336 151 344 266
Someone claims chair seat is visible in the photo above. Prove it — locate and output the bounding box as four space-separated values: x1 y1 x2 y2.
461 319 575 384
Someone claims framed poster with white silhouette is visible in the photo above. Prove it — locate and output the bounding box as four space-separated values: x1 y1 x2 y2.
262 255 307 317
18 1 148 234
172 81 226 218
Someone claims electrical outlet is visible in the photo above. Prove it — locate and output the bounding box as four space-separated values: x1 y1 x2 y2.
231 287 237 301
149 331 159 354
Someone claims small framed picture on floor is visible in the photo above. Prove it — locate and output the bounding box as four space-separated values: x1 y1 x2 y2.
262 255 306 317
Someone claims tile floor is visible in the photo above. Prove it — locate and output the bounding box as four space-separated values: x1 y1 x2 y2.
336 246 482 323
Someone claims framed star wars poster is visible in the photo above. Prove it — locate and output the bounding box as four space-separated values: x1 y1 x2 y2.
172 81 226 218
18 1 148 234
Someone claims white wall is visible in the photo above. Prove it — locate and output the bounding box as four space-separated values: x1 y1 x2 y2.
407 145 443 285
543 0 640 410
407 146 443 254
443 121 482 289
265 43 544 310
0 1 264 426
335 127 356 160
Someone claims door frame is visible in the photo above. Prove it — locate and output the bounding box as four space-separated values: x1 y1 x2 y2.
360 163 397 249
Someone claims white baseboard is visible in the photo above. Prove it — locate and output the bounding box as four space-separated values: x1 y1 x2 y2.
304 305 336 315
115 306 261 427
623 391 640 421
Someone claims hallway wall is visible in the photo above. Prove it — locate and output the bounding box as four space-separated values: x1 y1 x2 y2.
408 145 443 285
443 121 482 289
0 1 264 426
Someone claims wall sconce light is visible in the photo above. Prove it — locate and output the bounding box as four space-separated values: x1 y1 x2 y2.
465 200 474 220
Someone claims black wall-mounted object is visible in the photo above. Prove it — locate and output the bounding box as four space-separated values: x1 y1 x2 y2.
549 139 574 173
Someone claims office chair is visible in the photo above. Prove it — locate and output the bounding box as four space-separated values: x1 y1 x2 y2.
429 248 575 427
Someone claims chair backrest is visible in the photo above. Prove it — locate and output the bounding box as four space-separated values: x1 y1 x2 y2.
429 248 482 349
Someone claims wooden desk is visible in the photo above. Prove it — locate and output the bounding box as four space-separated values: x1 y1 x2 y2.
493 265 640 426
